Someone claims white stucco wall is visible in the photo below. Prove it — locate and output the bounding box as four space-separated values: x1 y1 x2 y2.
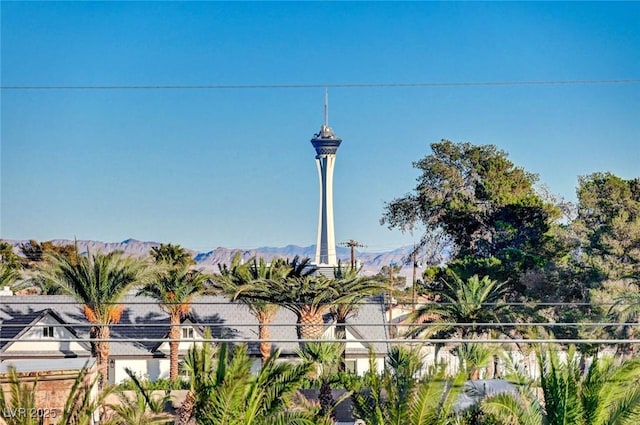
110 358 170 384
3 315 90 354
352 357 384 375
417 345 550 379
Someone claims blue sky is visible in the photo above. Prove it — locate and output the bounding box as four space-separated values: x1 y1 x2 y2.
1 2 639 252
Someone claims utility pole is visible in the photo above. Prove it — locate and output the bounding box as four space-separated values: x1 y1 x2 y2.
412 248 417 311
389 263 396 337
340 239 364 269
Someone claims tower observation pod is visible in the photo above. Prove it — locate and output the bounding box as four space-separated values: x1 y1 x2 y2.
311 92 342 266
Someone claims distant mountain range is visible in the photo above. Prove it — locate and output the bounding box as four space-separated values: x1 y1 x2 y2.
7 238 416 278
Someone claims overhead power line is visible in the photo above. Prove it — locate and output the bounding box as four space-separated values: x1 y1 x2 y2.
1 79 639 90
3 337 640 345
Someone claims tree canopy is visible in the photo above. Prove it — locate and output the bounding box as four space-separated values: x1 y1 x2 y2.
382 140 561 286
150 243 195 267
19 239 78 268
574 172 640 281
0 240 21 270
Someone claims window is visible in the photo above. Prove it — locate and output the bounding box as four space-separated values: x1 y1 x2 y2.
182 327 194 339
42 326 55 338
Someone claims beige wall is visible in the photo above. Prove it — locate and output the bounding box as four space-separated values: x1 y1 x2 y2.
0 369 93 425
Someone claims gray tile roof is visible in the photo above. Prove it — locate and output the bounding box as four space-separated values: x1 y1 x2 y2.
0 308 89 354
0 308 44 344
0 294 389 358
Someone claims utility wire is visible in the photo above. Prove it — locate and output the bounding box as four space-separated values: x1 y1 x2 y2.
3 322 640 328
0 300 635 306
3 338 640 344
2 79 639 90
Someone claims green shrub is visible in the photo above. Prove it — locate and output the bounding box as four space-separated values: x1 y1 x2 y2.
116 376 189 391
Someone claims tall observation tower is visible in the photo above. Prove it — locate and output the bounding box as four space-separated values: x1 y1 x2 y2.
311 92 342 266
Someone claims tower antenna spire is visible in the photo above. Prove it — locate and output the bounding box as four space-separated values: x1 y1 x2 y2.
324 87 329 127
311 88 342 267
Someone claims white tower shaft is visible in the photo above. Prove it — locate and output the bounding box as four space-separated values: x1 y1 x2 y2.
315 154 338 265
310 91 341 266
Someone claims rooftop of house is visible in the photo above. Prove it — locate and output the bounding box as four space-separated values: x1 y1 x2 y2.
0 294 390 358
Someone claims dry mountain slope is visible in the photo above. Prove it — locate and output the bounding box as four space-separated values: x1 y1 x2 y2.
7 238 415 280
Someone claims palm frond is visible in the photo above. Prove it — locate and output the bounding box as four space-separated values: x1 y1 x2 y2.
56 362 115 425
482 391 543 425
602 387 640 425
537 346 584 425
0 367 38 425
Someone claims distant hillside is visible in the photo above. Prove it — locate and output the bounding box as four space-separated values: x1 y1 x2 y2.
6 238 416 280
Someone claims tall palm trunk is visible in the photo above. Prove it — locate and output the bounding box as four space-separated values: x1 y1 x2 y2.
175 390 196 425
169 312 181 381
94 325 110 388
257 310 276 364
298 306 324 340
319 379 335 419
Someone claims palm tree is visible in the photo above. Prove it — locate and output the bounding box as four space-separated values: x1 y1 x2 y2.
276 275 343 340
106 369 173 425
406 273 510 339
39 250 156 387
609 289 640 358
138 264 209 381
331 262 388 371
331 262 360 316
297 341 345 420
56 361 115 425
179 339 322 425
452 342 496 380
236 270 387 342
482 346 640 425
215 253 292 363
176 330 217 425
349 345 467 425
150 243 195 267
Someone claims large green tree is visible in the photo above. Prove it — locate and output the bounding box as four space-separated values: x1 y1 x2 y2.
20 239 78 268
381 140 560 288
39 250 156 387
574 172 640 281
571 173 640 354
